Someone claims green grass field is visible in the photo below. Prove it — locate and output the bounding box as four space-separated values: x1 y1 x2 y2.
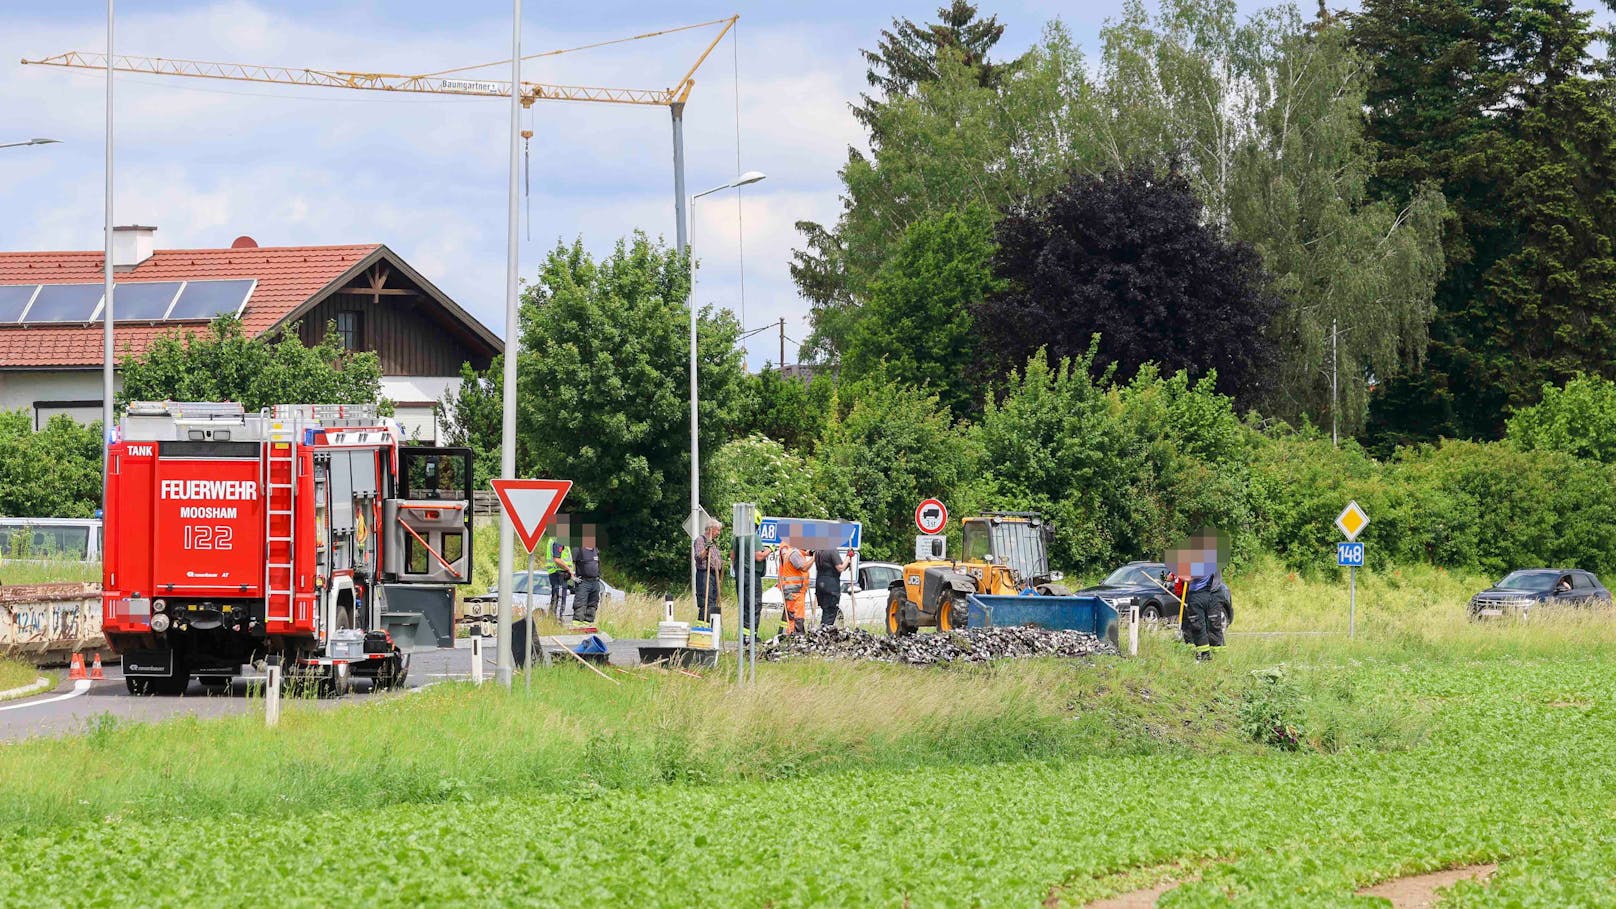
0 659 40 695
1 563 1613 906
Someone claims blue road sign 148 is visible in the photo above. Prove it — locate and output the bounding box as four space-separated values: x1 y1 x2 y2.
1337 541 1365 567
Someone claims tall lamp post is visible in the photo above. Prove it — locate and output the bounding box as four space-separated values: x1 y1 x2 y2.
496 0 523 688
0 138 60 150
686 171 766 601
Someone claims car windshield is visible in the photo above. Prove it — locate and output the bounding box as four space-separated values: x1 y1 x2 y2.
509 573 549 595
1103 566 1145 586
1497 570 1560 591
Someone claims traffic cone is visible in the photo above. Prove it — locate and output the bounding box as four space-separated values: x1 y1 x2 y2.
68 653 87 680
89 653 106 680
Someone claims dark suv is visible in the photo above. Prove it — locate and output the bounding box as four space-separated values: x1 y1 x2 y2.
1079 561 1234 627
1468 569 1612 619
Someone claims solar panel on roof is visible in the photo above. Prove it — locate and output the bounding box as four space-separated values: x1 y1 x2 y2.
167 279 254 321
24 284 103 322
0 285 37 323
110 281 184 321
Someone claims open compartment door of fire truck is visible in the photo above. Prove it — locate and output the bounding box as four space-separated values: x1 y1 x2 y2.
379 446 474 650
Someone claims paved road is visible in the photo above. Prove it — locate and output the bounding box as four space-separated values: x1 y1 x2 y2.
0 641 498 742
0 634 670 742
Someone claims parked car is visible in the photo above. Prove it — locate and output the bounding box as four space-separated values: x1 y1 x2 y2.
1468 568 1612 619
1078 561 1234 627
463 571 625 615
761 560 904 627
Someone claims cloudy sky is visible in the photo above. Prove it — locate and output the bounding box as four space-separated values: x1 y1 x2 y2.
2 0 1272 368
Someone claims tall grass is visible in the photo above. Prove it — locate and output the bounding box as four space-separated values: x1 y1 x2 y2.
0 559 100 585
4 561 1613 833
0 659 39 693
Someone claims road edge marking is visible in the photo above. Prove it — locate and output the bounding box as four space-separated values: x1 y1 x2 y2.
0 678 93 712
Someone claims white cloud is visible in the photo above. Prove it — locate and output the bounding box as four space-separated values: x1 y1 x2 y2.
0 1 869 367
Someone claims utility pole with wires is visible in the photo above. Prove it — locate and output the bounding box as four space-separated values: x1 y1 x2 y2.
778 317 785 370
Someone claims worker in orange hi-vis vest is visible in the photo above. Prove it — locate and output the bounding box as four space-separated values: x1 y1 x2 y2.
776 537 813 636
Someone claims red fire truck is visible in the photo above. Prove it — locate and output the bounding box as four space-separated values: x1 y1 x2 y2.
101 402 472 695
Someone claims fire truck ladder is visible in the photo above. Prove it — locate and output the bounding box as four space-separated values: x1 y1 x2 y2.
263 432 298 624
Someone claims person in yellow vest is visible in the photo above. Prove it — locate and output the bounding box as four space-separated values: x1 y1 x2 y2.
544 534 573 621
777 535 813 636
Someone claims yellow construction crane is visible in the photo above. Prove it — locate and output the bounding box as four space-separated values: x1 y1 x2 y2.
22 14 739 249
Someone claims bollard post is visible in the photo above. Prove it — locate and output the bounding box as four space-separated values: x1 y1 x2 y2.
265 664 281 728
471 635 484 685
712 611 723 670
665 593 675 621
1129 602 1140 657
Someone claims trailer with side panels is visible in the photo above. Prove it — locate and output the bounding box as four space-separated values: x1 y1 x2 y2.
100 402 471 695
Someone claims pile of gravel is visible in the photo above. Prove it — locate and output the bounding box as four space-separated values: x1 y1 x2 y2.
762 626 1116 665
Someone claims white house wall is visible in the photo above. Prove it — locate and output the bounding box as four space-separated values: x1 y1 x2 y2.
0 370 111 428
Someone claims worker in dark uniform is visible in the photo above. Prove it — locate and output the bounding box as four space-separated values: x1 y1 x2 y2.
813 546 852 628
1175 533 1226 662
571 526 603 628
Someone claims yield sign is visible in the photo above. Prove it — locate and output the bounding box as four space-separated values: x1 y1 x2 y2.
491 479 573 554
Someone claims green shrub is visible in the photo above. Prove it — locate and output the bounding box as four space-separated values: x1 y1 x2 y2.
1506 373 1616 462
1238 667 1306 750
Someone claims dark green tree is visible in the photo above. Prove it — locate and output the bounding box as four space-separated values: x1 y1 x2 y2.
516 234 748 583
841 207 999 416
1094 1 1447 435
979 167 1285 406
117 315 385 412
1354 0 1616 444
856 1 1014 135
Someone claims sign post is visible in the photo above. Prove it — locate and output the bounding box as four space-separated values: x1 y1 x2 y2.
732 502 759 686
491 479 574 687
1335 501 1370 639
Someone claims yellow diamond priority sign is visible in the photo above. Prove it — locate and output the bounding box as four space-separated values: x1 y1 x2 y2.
1335 500 1369 542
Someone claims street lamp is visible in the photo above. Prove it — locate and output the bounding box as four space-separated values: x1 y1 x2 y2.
0 138 61 150
687 170 766 601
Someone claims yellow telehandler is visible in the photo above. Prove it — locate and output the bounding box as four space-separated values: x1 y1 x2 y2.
885 512 1081 635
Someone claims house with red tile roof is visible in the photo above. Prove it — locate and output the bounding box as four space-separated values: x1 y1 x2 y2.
0 226 500 441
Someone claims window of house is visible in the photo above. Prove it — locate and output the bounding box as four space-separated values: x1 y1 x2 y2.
334 310 362 351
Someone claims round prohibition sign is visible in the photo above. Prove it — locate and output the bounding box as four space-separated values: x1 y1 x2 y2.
915 498 948 535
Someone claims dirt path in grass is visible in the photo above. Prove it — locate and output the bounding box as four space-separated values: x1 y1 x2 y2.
1357 864 1496 907
1076 861 1495 908
1079 879 1187 908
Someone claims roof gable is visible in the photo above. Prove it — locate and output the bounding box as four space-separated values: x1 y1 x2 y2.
0 244 499 368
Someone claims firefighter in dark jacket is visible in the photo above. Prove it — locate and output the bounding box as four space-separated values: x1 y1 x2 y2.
571 526 604 628
1173 533 1226 662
